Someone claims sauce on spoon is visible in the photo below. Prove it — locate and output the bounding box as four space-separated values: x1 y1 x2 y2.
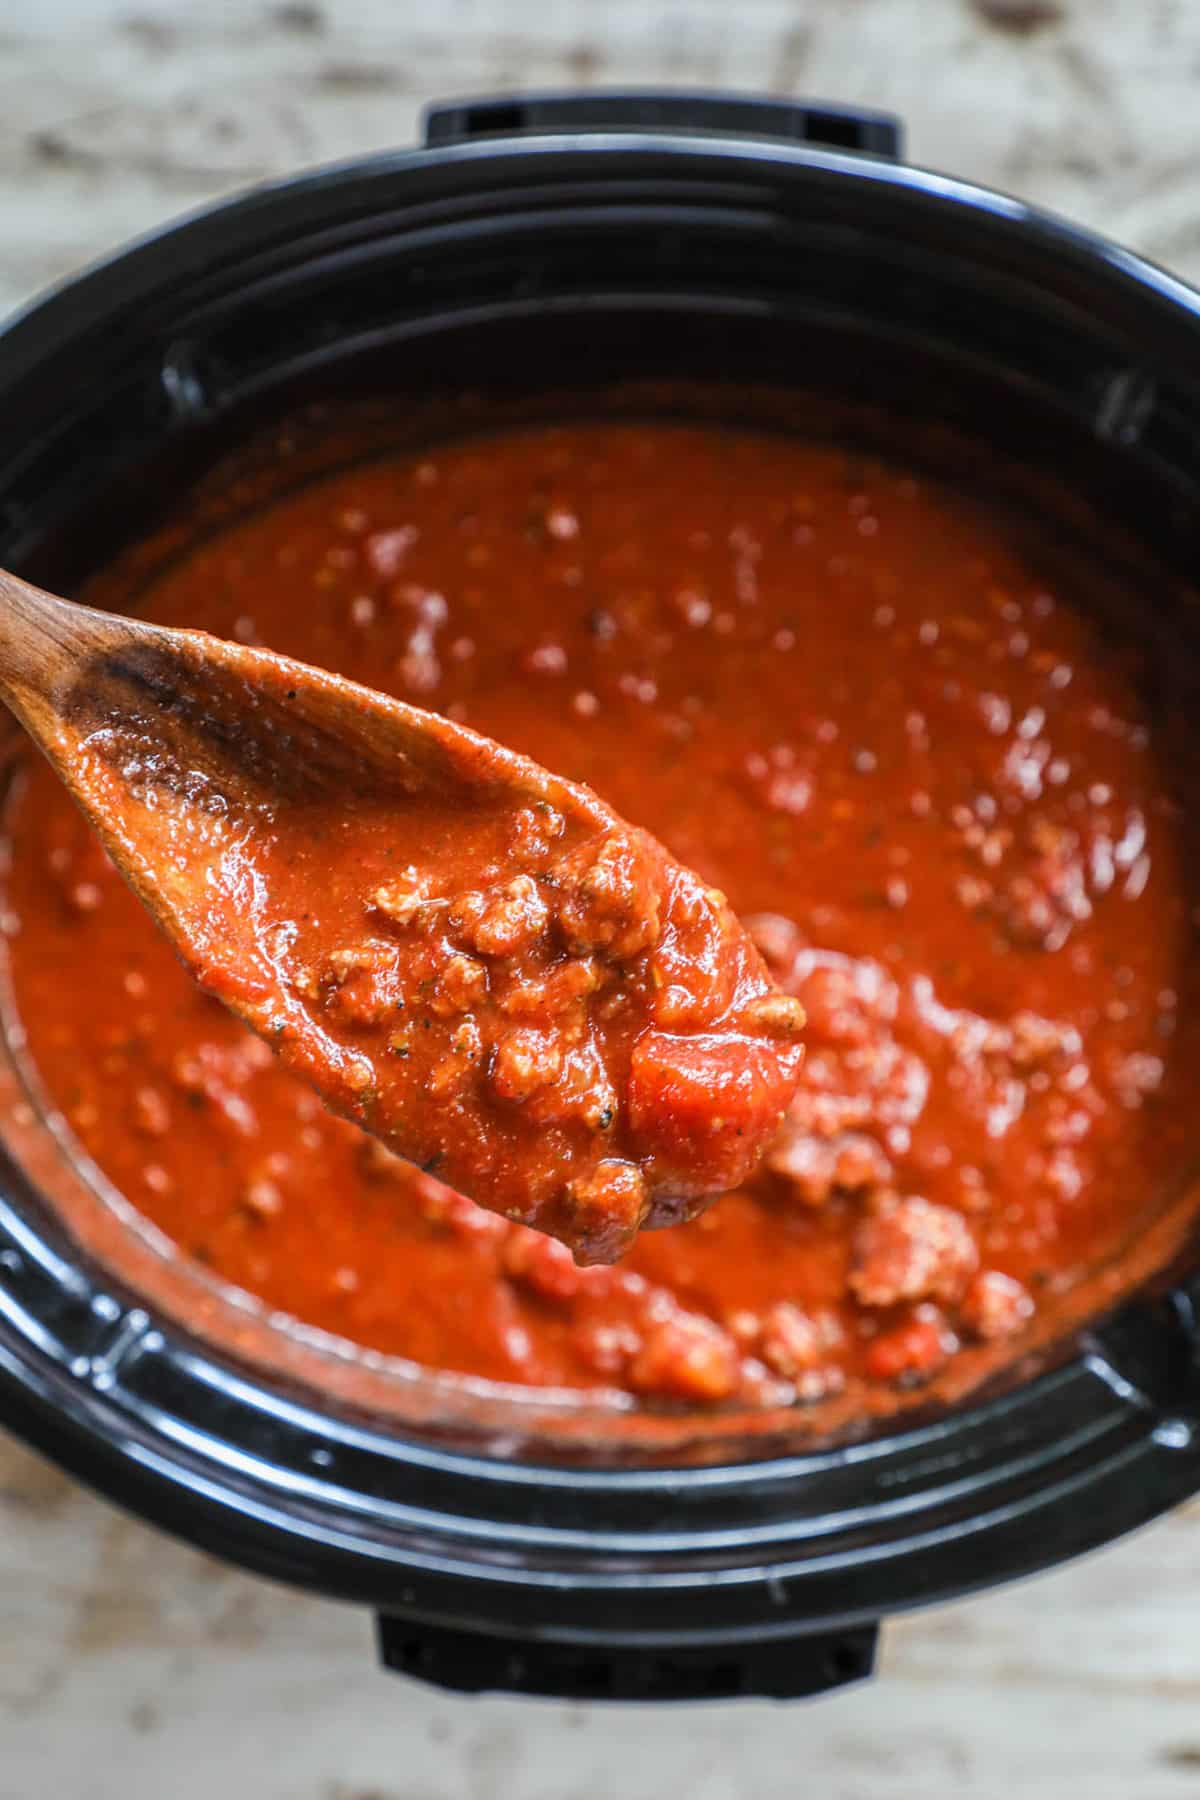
0 568 804 1263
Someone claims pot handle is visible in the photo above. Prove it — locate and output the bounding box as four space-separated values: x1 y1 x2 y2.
423 90 902 160
377 1612 879 1702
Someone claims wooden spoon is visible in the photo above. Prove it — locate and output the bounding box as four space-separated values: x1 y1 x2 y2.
0 568 805 1263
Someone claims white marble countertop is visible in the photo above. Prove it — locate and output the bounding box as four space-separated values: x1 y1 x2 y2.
5 3 1200 1795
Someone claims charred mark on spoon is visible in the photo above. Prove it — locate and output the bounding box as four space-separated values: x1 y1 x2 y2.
67 642 416 805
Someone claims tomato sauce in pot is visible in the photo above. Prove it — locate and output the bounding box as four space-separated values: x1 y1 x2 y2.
5 419 1199 1414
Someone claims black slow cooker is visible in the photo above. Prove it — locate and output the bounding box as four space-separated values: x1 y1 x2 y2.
3 89 1200 1703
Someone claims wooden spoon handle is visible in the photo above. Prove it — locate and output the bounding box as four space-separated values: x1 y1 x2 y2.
0 569 130 726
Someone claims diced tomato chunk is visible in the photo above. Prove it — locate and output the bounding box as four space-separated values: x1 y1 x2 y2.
628 1029 804 1196
863 1306 956 1384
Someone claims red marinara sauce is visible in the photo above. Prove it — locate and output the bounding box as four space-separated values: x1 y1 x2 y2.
72 646 806 1266
5 420 1199 1411
207 784 806 1265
